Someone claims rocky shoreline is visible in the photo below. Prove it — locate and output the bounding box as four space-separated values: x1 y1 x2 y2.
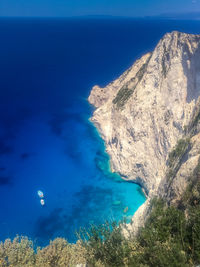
88 31 200 233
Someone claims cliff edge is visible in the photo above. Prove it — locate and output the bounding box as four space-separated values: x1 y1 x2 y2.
88 31 200 232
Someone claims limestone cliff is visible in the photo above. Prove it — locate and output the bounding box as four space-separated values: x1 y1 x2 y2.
88 31 200 232
158 98 200 205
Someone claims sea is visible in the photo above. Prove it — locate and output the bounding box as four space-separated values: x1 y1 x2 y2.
0 17 200 245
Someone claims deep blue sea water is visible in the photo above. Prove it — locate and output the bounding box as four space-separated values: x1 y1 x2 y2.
1 18 200 245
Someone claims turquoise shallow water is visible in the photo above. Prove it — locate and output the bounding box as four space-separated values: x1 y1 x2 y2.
0 99 145 245
1 18 200 245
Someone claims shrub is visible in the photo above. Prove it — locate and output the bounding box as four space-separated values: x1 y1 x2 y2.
112 54 151 109
112 85 135 109
186 102 200 136
78 221 132 266
0 237 87 267
168 138 190 168
2 185 200 266
0 236 35 267
35 238 86 267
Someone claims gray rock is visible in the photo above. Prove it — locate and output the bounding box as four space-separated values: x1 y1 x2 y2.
89 31 200 233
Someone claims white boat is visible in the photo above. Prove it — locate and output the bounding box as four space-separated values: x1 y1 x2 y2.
37 190 44 198
40 199 45 206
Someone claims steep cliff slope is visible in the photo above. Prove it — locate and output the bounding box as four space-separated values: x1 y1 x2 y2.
89 31 200 231
89 31 200 194
159 97 200 205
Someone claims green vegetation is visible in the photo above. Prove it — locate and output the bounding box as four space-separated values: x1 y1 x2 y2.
185 103 200 136
79 196 200 266
77 220 132 266
2 191 200 266
1 139 200 266
162 43 170 78
112 84 135 109
1 150 200 267
164 138 191 194
168 138 191 169
0 237 87 267
0 236 35 267
190 109 200 133
112 54 151 109
180 157 200 209
78 199 189 267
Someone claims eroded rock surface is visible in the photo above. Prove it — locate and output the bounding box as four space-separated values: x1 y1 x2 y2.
89 31 200 232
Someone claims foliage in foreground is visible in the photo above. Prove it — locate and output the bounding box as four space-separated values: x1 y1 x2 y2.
79 198 200 267
1 196 200 267
1 155 200 267
0 237 87 267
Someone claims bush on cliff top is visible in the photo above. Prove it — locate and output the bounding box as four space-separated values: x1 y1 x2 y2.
112 55 151 109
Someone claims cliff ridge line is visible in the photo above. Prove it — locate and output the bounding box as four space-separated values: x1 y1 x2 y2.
88 31 200 232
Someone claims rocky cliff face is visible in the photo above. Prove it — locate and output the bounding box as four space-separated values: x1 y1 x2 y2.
158 98 200 205
88 31 200 232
